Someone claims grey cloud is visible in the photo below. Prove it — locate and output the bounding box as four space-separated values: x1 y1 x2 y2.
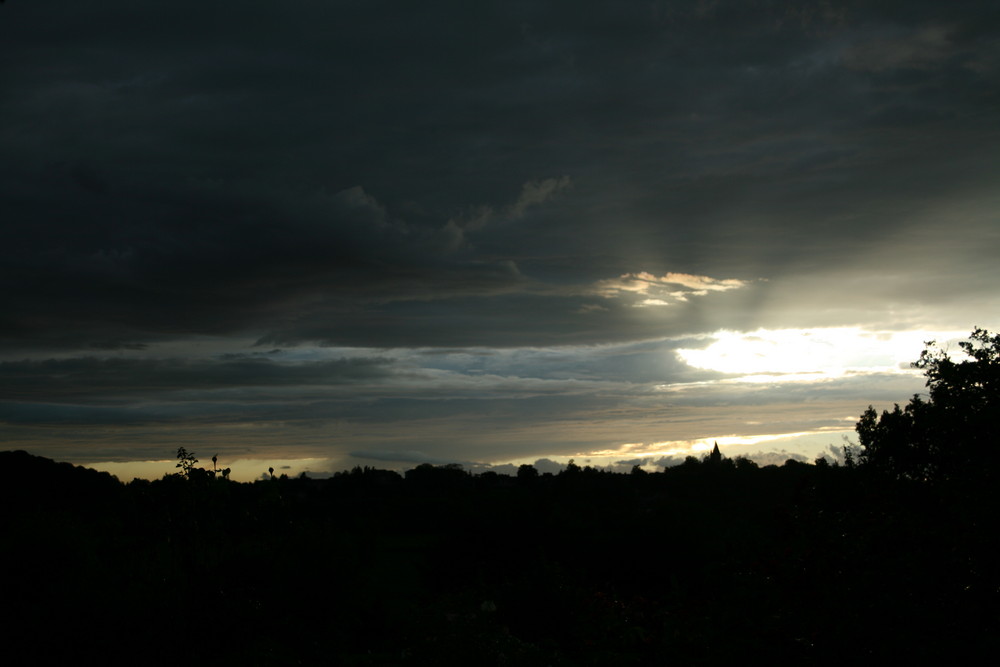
641 456 688 469
410 338 720 385
444 176 571 251
531 458 566 475
0 402 166 427
821 444 848 465
841 23 969 73
348 450 479 466
0 356 396 401
508 176 573 219
477 463 518 476
614 457 661 468
744 450 811 467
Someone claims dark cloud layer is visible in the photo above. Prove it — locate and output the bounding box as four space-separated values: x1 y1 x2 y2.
3 1 998 350
2 1 998 469
0 355 395 401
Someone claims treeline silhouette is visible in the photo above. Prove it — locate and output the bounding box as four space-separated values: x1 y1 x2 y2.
2 329 998 665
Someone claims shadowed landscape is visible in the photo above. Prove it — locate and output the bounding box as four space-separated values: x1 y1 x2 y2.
4 331 998 665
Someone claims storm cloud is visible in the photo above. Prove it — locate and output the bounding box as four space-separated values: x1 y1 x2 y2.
2 1 998 476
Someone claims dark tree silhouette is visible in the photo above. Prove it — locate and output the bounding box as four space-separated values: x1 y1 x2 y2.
517 463 539 480
175 447 199 478
856 327 1000 485
3 444 998 663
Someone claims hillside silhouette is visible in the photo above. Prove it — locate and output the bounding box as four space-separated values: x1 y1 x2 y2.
2 329 998 665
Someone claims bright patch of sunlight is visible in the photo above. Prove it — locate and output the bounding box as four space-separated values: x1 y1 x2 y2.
675 327 965 380
592 271 750 307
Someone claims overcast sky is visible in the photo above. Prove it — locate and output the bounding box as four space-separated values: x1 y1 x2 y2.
2 1 998 480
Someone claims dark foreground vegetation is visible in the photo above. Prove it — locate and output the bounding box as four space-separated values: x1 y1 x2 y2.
3 329 999 665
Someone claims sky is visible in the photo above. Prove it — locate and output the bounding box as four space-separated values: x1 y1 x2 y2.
2 1 999 481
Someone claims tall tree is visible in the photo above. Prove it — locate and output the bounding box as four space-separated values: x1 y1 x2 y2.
856 328 1000 485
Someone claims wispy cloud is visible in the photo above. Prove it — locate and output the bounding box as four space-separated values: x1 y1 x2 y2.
841 24 956 72
443 176 572 250
592 272 751 307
